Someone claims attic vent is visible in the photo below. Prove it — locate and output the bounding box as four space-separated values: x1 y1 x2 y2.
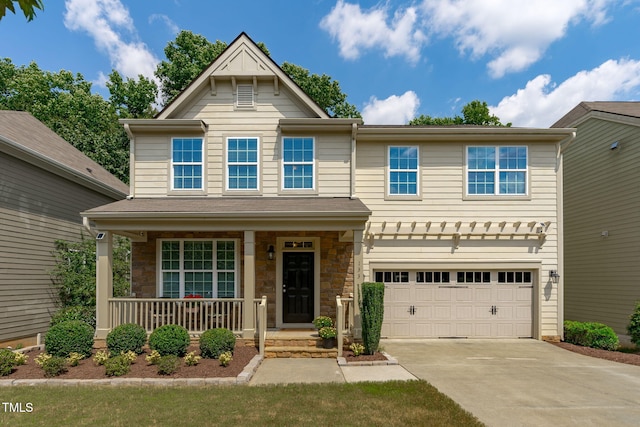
236 84 254 107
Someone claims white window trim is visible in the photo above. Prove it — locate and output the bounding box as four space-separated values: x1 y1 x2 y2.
157 238 239 298
281 136 316 192
225 136 261 192
465 145 529 198
170 137 205 193
386 145 420 198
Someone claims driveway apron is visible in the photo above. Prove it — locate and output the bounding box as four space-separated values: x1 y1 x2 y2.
381 339 640 427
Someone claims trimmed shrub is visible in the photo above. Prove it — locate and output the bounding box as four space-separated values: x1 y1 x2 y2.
107 323 147 355
199 328 236 359
50 306 96 330
627 302 640 346
45 320 95 358
148 324 190 356
360 282 385 355
157 355 180 375
41 356 68 377
0 349 17 376
564 320 619 350
104 354 131 377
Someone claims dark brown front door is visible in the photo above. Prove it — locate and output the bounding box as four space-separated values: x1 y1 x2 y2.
282 252 314 323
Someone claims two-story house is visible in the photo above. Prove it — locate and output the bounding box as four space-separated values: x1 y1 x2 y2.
0 111 128 347
553 102 640 341
83 33 575 347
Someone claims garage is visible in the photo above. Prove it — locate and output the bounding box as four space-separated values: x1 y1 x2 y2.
378 269 534 338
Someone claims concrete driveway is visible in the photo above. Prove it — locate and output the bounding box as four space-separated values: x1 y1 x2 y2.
382 339 640 427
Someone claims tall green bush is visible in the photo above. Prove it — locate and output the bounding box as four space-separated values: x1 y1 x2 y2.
50 306 96 330
627 302 640 346
360 282 385 355
199 328 236 359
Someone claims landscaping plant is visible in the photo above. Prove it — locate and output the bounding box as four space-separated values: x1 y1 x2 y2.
349 342 365 356
93 350 110 366
104 353 131 377
45 320 95 358
148 324 190 356
359 281 385 355
66 352 85 367
312 316 333 329
184 351 201 366
156 355 180 375
199 328 236 359
218 351 233 367
0 348 17 376
41 356 68 377
564 320 619 350
107 323 147 355
145 350 161 365
627 301 640 346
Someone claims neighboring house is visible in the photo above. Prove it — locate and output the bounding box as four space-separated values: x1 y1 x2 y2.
552 101 640 339
83 33 575 344
0 111 128 346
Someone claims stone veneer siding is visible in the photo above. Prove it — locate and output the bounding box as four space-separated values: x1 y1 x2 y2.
131 230 354 328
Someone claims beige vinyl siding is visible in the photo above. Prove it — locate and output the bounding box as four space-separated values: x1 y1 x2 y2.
563 118 640 335
356 140 561 338
0 153 119 342
133 81 351 197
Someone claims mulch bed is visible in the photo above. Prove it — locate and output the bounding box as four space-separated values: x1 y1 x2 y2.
552 342 640 366
7 345 258 379
343 350 389 363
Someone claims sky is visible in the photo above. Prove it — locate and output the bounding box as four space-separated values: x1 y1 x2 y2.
1 0 640 127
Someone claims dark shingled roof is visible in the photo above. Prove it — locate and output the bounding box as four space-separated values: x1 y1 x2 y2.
551 102 640 128
84 197 371 218
0 110 129 196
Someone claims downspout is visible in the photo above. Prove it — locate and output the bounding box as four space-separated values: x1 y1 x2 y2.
555 131 576 341
350 122 358 199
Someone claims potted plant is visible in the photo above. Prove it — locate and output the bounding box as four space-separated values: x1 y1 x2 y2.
318 326 337 348
313 316 333 330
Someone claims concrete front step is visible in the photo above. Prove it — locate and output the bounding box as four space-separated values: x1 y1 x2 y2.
264 346 338 358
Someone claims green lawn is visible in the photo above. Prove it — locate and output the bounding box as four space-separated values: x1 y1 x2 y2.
0 380 483 426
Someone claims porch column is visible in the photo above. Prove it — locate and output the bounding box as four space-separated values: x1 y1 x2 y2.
95 231 113 340
242 230 256 339
353 229 364 338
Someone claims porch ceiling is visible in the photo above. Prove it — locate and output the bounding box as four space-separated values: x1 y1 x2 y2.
82 196 371 232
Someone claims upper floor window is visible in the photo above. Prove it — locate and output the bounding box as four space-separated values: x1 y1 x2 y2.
172 138 203 190
389 146 418 195
282 137 314 190
227 137 259 190
467 146 527 195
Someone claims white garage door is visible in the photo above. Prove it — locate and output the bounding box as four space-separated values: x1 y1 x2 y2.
379 270 533 338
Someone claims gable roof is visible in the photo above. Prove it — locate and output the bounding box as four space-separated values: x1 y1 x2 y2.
552 102 640 128
157 32 329 119
0 110 129 199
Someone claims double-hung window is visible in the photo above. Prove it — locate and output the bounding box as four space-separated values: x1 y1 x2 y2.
388 146 418 195
172 138 203 190
282 137 314 190
160 240 237 298
467 146 527 195
227 137 259 190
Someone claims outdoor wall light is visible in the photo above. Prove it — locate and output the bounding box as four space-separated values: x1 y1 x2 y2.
267 245 275 260
549 270 560 283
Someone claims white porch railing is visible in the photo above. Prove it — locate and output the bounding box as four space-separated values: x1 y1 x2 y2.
336 294 354 357
108 298 261 335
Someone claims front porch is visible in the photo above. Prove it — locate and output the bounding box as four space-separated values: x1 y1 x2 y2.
107 295 355 356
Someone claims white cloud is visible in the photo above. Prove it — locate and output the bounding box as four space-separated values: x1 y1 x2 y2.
320 0 427 63
321 0 614 77
491 58 640 127
64 0 159 82
419 0 613 78
149 14 180 35
362 91 421 124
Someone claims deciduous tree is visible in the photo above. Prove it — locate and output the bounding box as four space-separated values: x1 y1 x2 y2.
0 0 43 21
